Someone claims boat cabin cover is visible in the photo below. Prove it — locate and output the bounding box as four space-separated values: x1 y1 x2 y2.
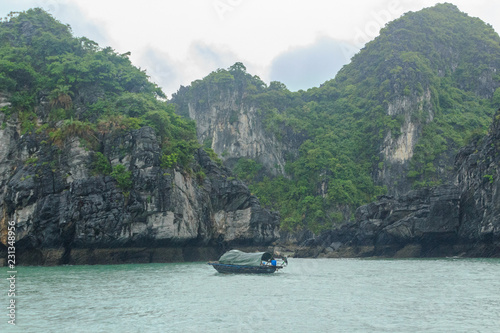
218 250 272 267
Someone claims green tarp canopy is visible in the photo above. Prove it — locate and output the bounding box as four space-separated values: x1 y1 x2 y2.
218 250 272 267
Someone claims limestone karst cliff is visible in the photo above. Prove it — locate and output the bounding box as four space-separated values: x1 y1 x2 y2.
174 4 500 233
0 10 279 265
0 120 279 265
172 65 304 178
297 111 500 258
2 5 500 263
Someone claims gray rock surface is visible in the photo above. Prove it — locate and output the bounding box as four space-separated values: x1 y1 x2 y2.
172 85 304 177
299 112 500 258
0 125 279 265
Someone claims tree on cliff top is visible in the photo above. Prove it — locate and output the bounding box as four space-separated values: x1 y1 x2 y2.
0 8 198 170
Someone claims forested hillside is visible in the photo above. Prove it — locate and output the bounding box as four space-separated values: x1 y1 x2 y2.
0 9 280 265
2 4 500 249
0 8 198 171
173 3 500 234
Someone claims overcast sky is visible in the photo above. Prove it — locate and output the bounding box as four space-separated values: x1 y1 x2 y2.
1 0 499 97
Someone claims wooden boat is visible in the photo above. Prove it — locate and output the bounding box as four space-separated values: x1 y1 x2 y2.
208 250 287 274
208 262 281 274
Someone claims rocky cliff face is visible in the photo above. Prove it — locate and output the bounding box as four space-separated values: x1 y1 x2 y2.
373 4 500 196
0 122 280 265
186 91 288 175
0 11 281 266
172 5 500 236
455 111 500 243
171 68 307 180
377 88 435 196
298 111 500 258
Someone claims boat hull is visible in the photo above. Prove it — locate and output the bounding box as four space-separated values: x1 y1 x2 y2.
208 262 280 274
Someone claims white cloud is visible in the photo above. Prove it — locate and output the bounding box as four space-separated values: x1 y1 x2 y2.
1 0 499 97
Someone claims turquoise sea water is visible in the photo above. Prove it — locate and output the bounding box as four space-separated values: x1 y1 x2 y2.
2 258 500 332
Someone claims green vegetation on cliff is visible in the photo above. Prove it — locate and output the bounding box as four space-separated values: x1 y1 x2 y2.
173 4 500 233
0 8 198 172
323 3 500 188
2 5 499 236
